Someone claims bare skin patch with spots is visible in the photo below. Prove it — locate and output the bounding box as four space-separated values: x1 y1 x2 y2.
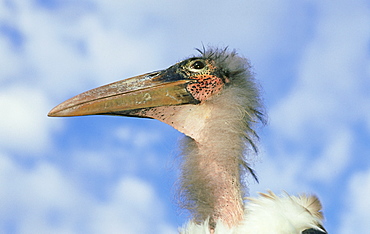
186 75 224 102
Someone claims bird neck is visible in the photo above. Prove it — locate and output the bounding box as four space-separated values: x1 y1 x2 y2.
176 98 249 229
180 135 244 229
133 86 261 229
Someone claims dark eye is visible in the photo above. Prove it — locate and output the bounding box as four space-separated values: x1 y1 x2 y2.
191 60 205 70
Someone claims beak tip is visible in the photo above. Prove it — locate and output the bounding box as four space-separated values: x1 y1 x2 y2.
47 105 90 117
48 106 69 117
47 110 60 117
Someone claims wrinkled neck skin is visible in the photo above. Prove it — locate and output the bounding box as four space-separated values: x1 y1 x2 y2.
136 87 258 231
176 103 245 230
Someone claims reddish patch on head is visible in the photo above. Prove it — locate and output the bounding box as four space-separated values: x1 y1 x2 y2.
186 75 224 102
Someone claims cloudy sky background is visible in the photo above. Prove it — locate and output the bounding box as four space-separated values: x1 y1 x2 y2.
1 0 370 233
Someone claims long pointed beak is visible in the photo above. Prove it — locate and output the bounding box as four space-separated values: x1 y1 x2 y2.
48 69 199 117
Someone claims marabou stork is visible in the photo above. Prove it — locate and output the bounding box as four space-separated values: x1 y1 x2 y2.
49 48 326 234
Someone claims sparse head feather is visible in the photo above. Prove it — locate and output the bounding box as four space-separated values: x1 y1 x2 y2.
204 47 265 121
193 47 266 166
192 47 266 143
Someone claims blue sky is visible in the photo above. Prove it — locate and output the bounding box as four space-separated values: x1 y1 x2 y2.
1 0 370 233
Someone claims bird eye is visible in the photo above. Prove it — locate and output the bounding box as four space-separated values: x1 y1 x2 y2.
190 60 205 70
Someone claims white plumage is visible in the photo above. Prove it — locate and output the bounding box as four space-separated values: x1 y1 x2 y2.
181 191 325 233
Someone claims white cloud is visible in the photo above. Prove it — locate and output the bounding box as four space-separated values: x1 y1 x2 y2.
113 124 174 174
308 128 353 183
266 0 370 188
339 168 370 234
0 85 61 154
71 149 115 176
270 0 370 141
0 153 176 234
0 153 87 233
249 152 307 195
115 125 163 149
0 0 166 102
92 0 298 63
0 34 21 82
90 176 177 234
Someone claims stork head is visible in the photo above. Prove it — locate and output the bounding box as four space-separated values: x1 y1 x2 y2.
49 48 263 141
